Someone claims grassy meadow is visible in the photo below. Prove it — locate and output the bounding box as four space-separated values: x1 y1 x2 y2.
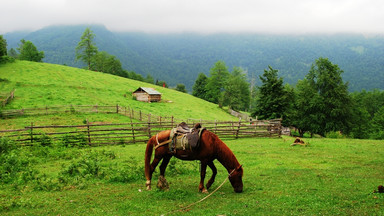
1 137 383 215
0 61 237 126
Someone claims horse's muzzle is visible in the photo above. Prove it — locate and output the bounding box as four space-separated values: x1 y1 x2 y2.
234 187 243 193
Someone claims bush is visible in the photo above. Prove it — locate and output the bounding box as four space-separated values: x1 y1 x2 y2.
109 156 144 183
58 150 116 180
60 133 88 147
0 151 36 184
0 137 17 154
325 131 346 139
35 133 52 147
0 56 15 64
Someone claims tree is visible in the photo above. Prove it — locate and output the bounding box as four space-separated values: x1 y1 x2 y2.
205 61 230 105
350 89 384 139
175 84 187 93
371 106 384 139
223 67 250 111
91 51 125 76
295 57 352 136
251 66 289 119
76 27 98 70
0 35 9 64
292 79 323 137
8 48 18 58
144 74 155 84
192 73 208 100
18 39 44 62
0 35 7 57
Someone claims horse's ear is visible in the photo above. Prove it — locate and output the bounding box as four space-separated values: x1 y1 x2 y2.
194 123 202 129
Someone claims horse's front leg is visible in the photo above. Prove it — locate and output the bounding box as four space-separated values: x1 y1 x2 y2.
157 155 171 190
199 161 208 193
206 161 217 190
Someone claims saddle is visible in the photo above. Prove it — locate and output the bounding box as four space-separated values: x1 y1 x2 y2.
169 122 205 153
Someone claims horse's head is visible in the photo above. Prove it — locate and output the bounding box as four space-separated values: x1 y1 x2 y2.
229 165 243 193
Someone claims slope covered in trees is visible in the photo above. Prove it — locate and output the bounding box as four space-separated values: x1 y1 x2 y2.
4 25 384 91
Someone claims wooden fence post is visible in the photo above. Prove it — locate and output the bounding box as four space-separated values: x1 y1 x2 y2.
30 122 34 144
140 110 142 121
130 116 135 144
215 120 217 134
86 119 91 145
148 114 152 138
236 118 241 139
116 104 119 114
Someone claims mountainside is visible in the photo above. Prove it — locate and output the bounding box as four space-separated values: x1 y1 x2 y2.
4 25 384 91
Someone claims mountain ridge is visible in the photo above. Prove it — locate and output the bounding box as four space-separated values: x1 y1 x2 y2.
4 25 384 91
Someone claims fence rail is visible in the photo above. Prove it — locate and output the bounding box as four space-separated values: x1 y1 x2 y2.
0 119 282 146
0 104 218 123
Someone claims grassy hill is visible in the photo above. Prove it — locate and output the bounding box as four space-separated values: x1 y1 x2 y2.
0 61 237 129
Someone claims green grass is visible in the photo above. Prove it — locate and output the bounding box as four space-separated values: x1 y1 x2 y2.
1 137 383 215
0 61 237 124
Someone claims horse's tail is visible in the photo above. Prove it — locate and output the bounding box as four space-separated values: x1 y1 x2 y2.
144 136 154 183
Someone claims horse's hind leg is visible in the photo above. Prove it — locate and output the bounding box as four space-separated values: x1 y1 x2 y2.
206 161 217 190
146 156 162 190
199 161 208 193
157 155 171 190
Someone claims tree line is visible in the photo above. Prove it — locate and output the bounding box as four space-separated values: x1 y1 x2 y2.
0 35 44 63
192 58 384 139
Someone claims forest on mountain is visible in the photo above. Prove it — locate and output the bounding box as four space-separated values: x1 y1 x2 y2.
4 25 384 92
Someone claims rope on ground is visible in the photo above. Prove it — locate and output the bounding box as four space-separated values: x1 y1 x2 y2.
160 168 236 216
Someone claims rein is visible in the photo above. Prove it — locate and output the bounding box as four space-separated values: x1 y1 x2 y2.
161 164 242 216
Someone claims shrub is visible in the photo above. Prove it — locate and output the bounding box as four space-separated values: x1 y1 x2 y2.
0 151 36 184
0 137 17 154
60 133 88 147
109 156 144 183
35 133 52 147
325 131 346 139
58 150 115 180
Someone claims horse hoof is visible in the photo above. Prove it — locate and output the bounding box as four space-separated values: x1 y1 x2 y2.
201 188 209 194
157 176 169 190
146 180 151 190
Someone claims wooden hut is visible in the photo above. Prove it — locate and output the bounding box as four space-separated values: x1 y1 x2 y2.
132 87 162 102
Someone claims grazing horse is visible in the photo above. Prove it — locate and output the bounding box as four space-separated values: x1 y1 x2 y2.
144 126 243 193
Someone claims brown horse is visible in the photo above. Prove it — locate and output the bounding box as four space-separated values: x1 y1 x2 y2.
144 127 243 193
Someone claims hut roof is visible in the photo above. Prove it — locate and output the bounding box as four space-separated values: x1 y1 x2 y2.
133 87 162 95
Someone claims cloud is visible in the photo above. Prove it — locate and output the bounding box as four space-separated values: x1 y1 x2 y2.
1 0 384 34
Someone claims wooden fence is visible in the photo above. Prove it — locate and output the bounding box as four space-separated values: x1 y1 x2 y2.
0 89 15 107
0 119 282 146
0 104 212 123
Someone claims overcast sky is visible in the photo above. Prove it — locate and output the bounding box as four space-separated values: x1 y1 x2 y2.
1 0 384 34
